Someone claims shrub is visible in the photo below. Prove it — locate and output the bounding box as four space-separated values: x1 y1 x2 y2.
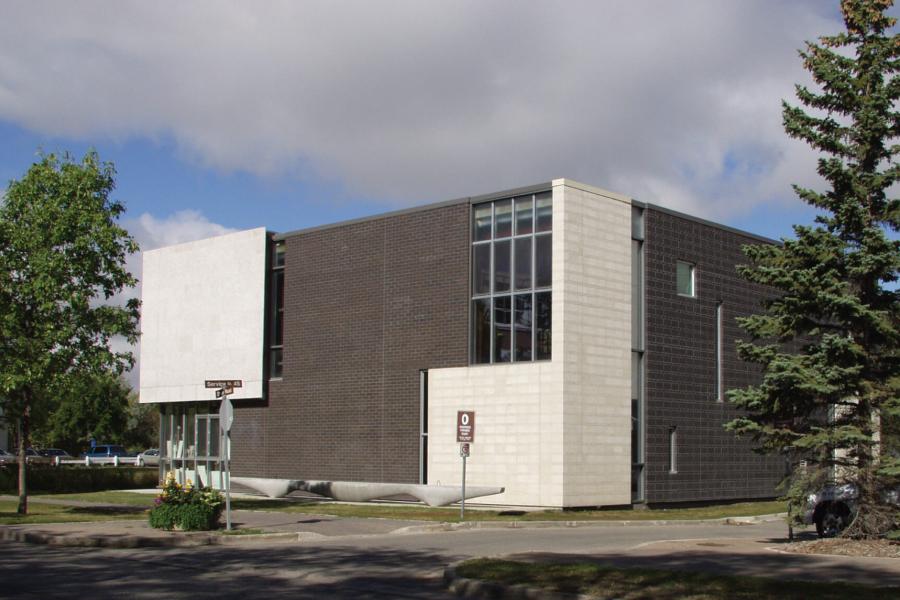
148 472 224 531
0 464 158 494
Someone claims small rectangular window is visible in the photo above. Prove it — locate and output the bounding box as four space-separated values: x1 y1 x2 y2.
494 240 510 293
493 296 512 363
676 261 695 297
535 234 552 288
494 199 512 238
472 299 491 364
473 244 491 295
269 348 283 378
473 203 492 241
514 293 532 361
668 427 678 474
515 196 533 235
535 192 552 232
514 237 532 290
535 291 552 360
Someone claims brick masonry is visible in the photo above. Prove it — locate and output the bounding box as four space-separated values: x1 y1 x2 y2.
230 202 471 482
643 209 785 503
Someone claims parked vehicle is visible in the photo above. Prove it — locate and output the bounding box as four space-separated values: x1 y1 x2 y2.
81 444 129 459
0 448 52 464
137 448 160 467
38 448 72 459
803 483 900 538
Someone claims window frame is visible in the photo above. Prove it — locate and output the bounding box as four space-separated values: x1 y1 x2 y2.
676 260 696 298
470 192 552 365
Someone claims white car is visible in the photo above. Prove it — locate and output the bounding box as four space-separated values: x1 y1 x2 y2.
136 448 160 467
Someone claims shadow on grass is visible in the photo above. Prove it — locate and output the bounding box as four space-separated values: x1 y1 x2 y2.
68 506 148 516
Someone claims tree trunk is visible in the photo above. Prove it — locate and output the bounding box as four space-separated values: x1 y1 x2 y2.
16 405 29 516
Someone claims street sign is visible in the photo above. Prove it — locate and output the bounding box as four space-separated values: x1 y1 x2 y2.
205 379 243 389
457 410 475 443
460 443 470 457
219 397 234 433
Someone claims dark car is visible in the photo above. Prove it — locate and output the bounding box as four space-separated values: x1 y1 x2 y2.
0 448 13 464
38 448 72 459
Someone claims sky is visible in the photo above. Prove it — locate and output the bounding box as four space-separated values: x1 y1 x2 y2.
0 1 876 385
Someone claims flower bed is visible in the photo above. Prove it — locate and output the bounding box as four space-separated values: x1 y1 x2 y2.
149 472 224 531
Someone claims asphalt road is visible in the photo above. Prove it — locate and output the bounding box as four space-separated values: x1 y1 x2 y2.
4 520 893 599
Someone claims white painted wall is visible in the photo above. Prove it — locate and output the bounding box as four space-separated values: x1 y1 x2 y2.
139 228 268 404
427 180 632 507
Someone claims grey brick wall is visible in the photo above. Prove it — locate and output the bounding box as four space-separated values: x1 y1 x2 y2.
643 209 785 503
230 202 471 482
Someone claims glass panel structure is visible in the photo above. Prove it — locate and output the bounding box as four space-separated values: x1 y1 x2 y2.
471 192 552 364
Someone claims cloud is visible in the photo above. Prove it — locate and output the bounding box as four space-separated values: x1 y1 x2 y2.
111 211 236 387
0 1 842 220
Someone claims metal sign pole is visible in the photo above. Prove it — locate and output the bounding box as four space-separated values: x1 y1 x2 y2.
224 428 232 531
460 453 466 521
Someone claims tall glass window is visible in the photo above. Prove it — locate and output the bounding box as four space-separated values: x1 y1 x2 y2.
269 241 285 378
471 192 552 364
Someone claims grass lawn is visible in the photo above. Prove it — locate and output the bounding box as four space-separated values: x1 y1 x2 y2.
455 558 898 599
0 500 148 525
29 491 785 523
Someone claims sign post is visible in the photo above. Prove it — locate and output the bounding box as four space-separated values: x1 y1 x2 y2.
456 411 475 521
207 379 240 531
219 395 234 531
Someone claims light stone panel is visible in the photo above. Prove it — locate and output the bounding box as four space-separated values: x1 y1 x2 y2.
556 181 632 507
139 228 267 404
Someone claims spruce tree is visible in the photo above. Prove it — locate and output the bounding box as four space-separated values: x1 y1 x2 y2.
727 0 900 538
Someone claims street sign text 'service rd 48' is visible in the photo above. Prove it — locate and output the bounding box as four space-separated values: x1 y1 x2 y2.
205 380 242 389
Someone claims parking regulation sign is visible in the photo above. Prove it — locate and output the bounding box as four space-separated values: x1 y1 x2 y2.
456 410 475 443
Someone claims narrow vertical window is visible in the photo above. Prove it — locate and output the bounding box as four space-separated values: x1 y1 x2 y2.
472 298 491 364
268 240 285 379
493 296 512 363
716 301 724 402
676 261 695 297
514 293 532 361
668 427 678 474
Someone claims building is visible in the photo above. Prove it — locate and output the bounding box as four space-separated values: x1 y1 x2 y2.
139 179 785 508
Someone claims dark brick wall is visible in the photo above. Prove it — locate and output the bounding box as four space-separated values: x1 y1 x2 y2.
230 202 471 482
643 209 785 503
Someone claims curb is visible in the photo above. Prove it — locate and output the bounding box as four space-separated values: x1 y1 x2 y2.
443 560 586 600
0 526 312 549
397 513 786 535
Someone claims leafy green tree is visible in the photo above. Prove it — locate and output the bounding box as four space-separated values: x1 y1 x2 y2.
32 372 130 455
0 151 140 514
728 0 900 538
